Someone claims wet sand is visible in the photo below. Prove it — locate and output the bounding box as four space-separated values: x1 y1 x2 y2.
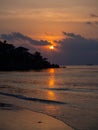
0 98 73 130
0 90 98 130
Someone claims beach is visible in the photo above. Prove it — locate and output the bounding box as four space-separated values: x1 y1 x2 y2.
0 95 73 130
0 66 98 130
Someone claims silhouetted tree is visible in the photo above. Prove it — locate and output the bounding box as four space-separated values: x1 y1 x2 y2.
4 40 7 44
0 40 59 71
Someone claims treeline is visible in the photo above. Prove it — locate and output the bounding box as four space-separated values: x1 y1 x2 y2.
0 40 59 71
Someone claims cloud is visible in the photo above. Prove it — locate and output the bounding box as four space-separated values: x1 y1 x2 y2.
90 14 98 18
95 21 98 25
85 14 98 26
86 21 93 25
63 32 84 39
55 32 98 65
86 21 98 26
0 32 50 46
0 32 98 65
0 32 51 54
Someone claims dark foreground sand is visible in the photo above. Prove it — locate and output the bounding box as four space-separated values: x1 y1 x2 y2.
0 102 73 130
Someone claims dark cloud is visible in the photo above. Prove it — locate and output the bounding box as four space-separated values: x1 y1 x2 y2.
0 32 98 65
86 21 98 26
95 21 98 25
0 32 51 46
86 21 93 25
90 14 98 18
63 32 84 39
54 32 98 65
86 14 98 26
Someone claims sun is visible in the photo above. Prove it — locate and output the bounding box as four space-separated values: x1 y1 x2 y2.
49 45 54 50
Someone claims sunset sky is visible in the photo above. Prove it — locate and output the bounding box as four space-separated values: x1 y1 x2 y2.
0 0 98 65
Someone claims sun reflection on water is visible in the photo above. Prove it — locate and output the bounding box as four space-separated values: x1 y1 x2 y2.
49 78 55 87
45 90 57 114
47 91 56 100
48 68 55 87
45 70 59 114
47 68 56 100
48 68 55 74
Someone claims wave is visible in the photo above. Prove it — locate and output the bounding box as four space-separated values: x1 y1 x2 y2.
0 91 65 105
44 88 98 93
0 102 21 110
45 88 69 91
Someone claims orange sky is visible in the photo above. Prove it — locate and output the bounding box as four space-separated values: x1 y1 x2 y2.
0 0 98 65
0 0 98 42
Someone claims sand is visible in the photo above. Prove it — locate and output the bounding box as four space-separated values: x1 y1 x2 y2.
0 102 73 130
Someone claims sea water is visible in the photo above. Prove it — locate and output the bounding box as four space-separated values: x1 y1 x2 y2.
0 66 98 130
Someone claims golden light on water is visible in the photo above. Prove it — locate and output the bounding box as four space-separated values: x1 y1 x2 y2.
49 68 55 74
47 91 56 100
47 69 55 103
49 78 55 87
48 68 55 88
45 68 58 112
48 68 56 100
48 69 55 87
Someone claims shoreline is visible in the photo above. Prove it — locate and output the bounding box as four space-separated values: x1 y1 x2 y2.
0 101 73 130
1 87 98 130
0 67 98 130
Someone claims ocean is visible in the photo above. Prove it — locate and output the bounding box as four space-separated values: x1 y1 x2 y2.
0 66 98 130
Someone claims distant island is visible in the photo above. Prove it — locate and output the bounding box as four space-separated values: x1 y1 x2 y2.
0 40 59 71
